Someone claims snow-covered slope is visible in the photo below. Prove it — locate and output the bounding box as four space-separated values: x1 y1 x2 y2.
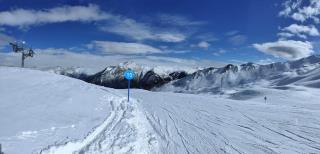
0 67 157 154
158 55 320 94
1 66 320 154
124 87 320 154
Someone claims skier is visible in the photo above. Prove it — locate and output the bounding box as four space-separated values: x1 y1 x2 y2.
264 96 267 103
0 144 3 154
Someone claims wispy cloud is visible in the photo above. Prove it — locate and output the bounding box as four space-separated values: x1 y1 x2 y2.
0 4 108 27
225 30 239 36
197 41 210 49
0 4 188 43
88 41 162 54
277 32 295 38
280 24 320 39
157 14 206 26
279 0 320 23
195 33 219 42
212 49 227 56
228 34 247 45
99 15 187 43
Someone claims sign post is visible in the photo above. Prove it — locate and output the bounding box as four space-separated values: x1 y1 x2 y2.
124 69 135 102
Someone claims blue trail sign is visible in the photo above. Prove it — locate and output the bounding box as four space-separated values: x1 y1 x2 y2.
124 69 135 102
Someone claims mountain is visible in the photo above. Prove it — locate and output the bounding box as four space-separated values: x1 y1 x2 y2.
46 55 320 94
157 55 320 94
84 62 188 90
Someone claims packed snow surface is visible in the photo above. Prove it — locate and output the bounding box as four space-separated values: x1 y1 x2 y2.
0 67 157 154
1 66 320 154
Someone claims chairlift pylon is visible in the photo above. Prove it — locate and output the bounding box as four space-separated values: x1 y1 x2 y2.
9 41 34 68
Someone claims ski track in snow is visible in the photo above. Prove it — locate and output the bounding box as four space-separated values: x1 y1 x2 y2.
41 96 158 154
127 89 320 154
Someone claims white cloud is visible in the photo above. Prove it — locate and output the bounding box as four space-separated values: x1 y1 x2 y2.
0 5 190 43
279 0 303 17
100 16 186 42
0 49 225 73
89 41 162 54
280 0 320 23
253 40 314 60
155 33 186 42
277 32 295 38
257 0 318 61
0 4 108 27
228 35 247 45
197 41 210 49
281 24 320 38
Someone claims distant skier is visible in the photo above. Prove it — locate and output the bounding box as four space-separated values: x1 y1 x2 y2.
264 96 267 103
0 144 3 154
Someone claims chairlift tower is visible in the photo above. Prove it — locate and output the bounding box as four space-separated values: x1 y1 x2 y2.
9 41 34 68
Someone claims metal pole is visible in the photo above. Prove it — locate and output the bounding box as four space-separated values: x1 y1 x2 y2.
128 80 130 102
21 53 25 68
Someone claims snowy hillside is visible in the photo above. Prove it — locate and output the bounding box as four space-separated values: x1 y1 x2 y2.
1 66 320 154
158 55 320 94
0 67 157 154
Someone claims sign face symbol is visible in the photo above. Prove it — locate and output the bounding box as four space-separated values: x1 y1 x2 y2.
124 70 135 80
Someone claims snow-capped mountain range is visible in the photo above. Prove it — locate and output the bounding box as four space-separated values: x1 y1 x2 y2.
47 61 188 90
159 55 320 94
50 55 320 94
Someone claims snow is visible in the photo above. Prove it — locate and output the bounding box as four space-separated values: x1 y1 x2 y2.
0 67 157 154
125 87 320 153
42 96 158 154
1 66 320 154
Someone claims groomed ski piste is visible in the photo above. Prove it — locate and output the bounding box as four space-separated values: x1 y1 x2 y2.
1 66 320 154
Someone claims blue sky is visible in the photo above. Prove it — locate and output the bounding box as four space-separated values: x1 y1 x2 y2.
0 0 319 64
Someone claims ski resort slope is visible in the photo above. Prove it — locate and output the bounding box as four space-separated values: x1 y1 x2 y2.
0 67 158 154
124 88 320 154
1 66 320 154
